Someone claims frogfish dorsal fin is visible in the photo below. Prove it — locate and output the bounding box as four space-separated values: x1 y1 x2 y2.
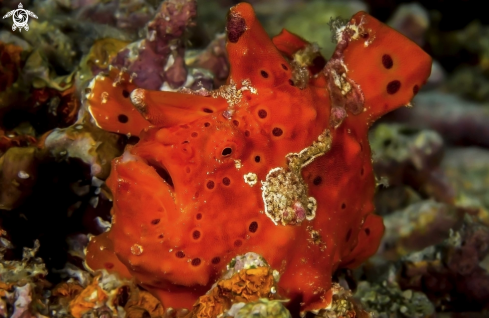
341 11 432 124
225 3 292 87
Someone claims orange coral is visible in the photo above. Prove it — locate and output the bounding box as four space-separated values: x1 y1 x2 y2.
85 3 431 313
52 282 84 298
69 276 108 318
68 272 132 318
124 288 165 318
186 266 278 318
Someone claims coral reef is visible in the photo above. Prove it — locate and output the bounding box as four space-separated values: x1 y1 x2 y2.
185 34 229 88
0 146 38 210
224 299 291 318
43 120 124 180
0 231 167 317
384 92 489 148
380 200 464 259
313 283 370 318
441 147 489 211
426 19 489 102
67 271 130 318
398 216 489 311
184 253 282 318
12 0 489 317
0 41 22 93
387 3 429 47
259 0 367 59
84 2 431 313
111 0 198 90
447 65 489 102
370 123 455 204
74 0 156 33
0 236 48 318
0 41 28 111
354 280 434 318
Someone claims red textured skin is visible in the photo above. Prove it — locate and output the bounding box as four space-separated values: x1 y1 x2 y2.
85 4 432 312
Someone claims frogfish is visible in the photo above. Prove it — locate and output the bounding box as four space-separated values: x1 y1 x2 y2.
84 3 432 313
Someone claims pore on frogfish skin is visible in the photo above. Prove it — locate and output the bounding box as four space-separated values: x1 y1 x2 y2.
84 2 432 313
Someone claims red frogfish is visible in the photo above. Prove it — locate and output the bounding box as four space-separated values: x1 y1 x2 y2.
85 3 431 313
